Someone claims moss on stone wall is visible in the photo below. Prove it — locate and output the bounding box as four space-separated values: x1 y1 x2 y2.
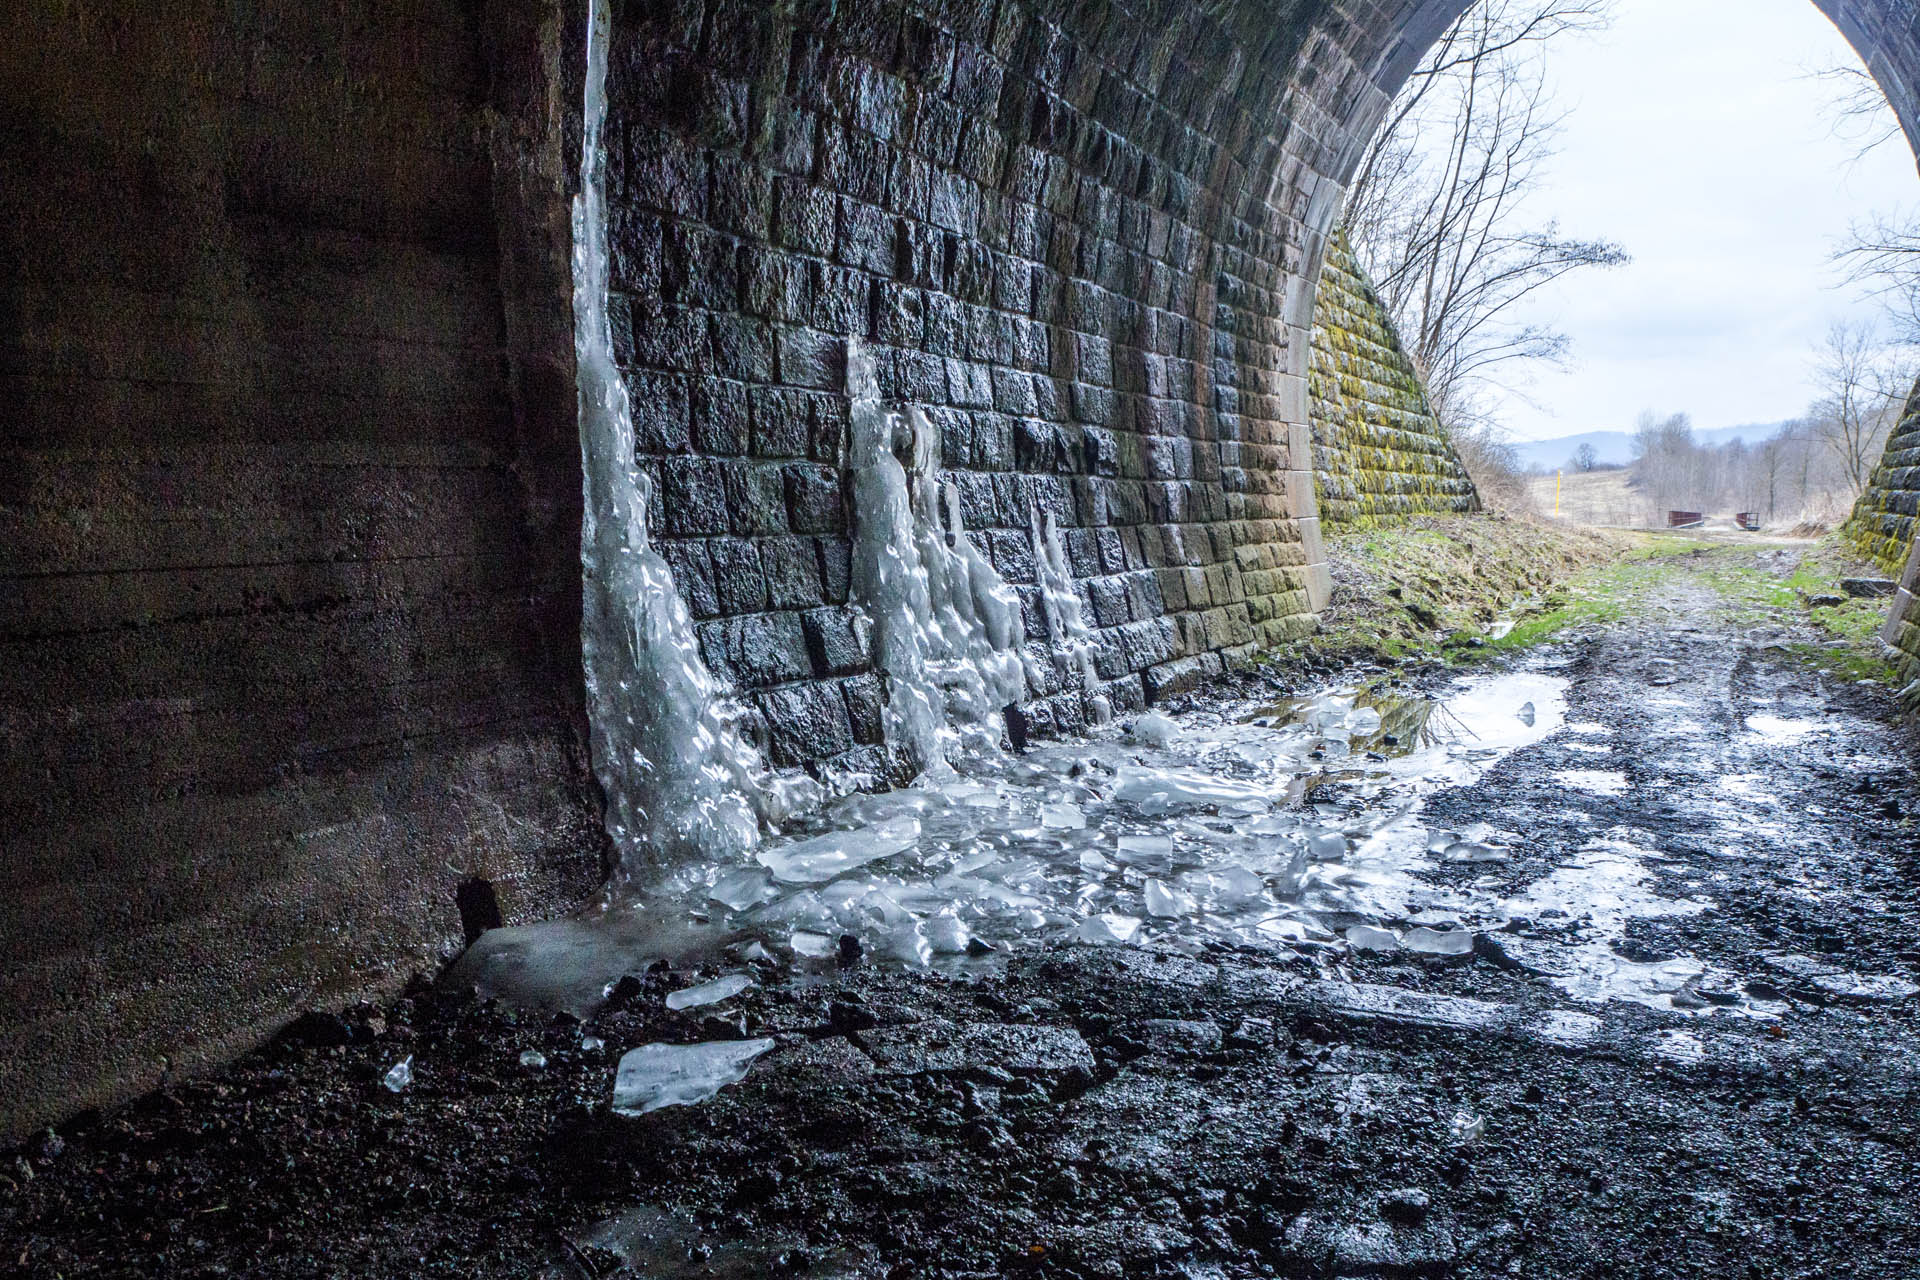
1308 233 1479 528
1841 380 1920 709
1842 386 1920 575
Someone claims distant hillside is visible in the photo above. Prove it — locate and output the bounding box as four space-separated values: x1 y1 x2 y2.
1513 422 1791 473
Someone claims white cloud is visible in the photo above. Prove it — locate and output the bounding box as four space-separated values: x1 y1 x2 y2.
1467 0 1919 440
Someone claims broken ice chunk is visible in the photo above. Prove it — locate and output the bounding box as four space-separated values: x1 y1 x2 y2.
382 1056 414 1093
1115 834 1175 869
1113 766 1270 813
709 867 775 911
1346 706 1383 735
581 1036 606 1053
1039 801 1087 830
665 973 754 1011
1448 1110 1486 1144
1080 849 1117 874
1346 925 1401 952
1405 927 1473 956
611 1039 777 1116
1516 701 1536 727
519 1049 548 1069
1442 841 1507 863
1077 913 1142 945
1205 865 1267 902
1143 879 1198 917
1426 829 1462 854
790 930 834 958
923 912 972 954
1130 712 1178 747
1306 829 1348 862
758 816 921 884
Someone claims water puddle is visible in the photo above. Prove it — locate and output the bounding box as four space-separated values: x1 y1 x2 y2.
1745 714 1824 743
460 667 1718 1013
1552 769 1630 796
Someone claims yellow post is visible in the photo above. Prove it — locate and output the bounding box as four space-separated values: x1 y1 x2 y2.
1555 470 1562 517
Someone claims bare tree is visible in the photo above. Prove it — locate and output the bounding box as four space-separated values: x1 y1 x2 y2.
1629 411 1698 521
1816 61 1920 341
1572 442 1597 472
1807 321 1909 494
1344 0 1626 428
1834 214 1920 342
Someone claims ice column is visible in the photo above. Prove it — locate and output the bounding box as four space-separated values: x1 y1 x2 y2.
1032 510 1112 724
572 0 802 880
847 340 1033 773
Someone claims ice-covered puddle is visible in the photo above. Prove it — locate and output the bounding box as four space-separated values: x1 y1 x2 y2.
456 667 1636 1010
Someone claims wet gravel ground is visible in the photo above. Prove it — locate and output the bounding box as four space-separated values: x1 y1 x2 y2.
5 553 1919 1279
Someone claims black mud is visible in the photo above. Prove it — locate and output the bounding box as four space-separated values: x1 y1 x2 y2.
5 554 1920 1279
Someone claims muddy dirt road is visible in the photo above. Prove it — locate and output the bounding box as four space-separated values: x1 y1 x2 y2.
5 545 1918 1278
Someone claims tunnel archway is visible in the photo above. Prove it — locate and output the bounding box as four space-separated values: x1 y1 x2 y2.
586 0 1920 779
7 0 1920 1140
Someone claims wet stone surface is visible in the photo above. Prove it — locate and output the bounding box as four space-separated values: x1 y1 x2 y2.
6 564 1920 1277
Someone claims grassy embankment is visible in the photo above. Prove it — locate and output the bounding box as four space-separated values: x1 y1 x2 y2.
1306 517 1899 686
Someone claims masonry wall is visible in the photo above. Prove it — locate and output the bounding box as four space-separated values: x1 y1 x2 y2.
598 0 1375 758
1843 390 1920 575
0 0 602 1139
1845 382 1920 712
1308 231 1478 528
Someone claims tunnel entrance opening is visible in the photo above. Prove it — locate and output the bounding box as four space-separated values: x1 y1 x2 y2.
450 0 1920 1027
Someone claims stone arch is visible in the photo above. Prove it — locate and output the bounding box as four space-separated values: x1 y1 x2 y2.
11 0 1920 1140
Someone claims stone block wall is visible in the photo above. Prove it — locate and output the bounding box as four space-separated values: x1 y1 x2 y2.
1308 231 1478 527
1846 379 1920 711
1842 388 1920 574
598 0 1374 751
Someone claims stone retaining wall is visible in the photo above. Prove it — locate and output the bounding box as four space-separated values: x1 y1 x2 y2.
1308 232 1478 527
1843 389 1920 574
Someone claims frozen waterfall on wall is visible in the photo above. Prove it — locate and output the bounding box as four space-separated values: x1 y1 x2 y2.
1032 510 1112 726
846 339 1034 776
569 3 1089 888
571 0 811 883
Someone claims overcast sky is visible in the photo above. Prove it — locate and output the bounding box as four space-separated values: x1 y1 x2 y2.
1476 0 1920 442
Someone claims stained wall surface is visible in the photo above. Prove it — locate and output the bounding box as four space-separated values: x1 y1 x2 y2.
0 0 604 1138
1846 387 1920 708
1308 232 1477 527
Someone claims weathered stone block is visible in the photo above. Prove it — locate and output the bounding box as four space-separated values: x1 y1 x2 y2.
776 326 844 390
727 463 791 536
802 606 867 676
758 682 855 765
707 538 769 615
699 612 813 687
760 536 824 609
751 387 811 458
785 463 844 533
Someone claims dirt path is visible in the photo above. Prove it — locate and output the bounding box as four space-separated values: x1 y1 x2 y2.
5 547 1918 1279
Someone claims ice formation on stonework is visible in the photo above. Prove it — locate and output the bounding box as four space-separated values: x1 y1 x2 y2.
846 339 1032 774
571 0 809 879
1032 509 1112 725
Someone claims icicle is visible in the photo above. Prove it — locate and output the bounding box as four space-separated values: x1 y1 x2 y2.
846 339 1033 774
1032 509 1112 724
571 0 811 882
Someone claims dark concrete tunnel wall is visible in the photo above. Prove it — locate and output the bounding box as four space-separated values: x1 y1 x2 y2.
0 0 604 1138
7 0 1920 1139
